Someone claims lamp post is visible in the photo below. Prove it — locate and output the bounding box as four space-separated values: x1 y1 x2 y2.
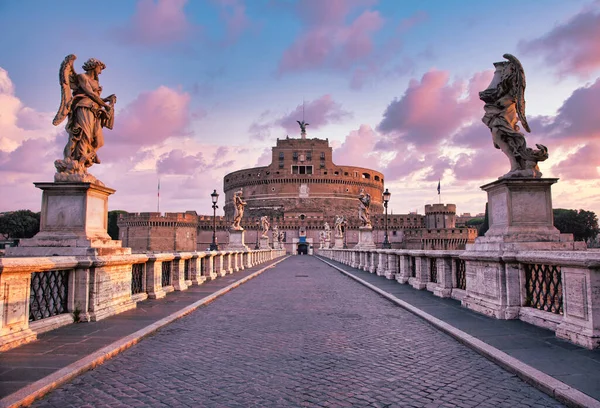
255 219 260 250
210 189 219 251
382 188 392 249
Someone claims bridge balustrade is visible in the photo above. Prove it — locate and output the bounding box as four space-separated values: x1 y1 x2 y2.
0 248 286 352
317 247 600 349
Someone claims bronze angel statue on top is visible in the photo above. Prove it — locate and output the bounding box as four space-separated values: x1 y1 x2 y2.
479 54 548 179
52 54 117 184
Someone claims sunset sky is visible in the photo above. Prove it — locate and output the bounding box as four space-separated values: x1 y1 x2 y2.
1 0 599 217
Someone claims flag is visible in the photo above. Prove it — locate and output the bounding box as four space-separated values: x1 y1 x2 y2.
437 180 440 195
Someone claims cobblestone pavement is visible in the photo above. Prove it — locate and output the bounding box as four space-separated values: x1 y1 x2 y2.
34 256 563 408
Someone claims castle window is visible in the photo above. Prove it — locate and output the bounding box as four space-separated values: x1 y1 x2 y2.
279 152 284 160
362 173 370 179
393 231 397 236
374 175 380 181
354 171 358 177
306 152 312 161
320 152 325 159
345 188 349 192
293 151 298 161
279 162 284 169
292 165 299 174
334 171 339 175
320 160 325 168
344 172 349 176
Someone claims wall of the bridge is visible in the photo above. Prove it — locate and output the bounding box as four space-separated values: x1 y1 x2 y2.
0 248 286 352
318 248 600 350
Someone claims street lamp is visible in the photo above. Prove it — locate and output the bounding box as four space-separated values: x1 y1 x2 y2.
210 189 219 251
382 188 392 249
254 219 260 250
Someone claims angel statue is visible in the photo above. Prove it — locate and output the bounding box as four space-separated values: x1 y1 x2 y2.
479 54 548 179
358 188 372 228
260 216 270 238
323 222 331 241
297 120 309 136
334 215 346 238
52 54 117 184
231 189 246 230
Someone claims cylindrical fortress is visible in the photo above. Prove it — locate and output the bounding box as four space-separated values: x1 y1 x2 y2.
223 137 385 220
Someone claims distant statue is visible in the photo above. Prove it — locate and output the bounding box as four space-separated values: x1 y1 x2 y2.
319 231 325 249
231 189 246 230
358 189 372 228
260 216 270 238
297 120 309 136
53 54 117 184
323 222 331 241
334 215 346 238
479 54 548 178
278 230 285 244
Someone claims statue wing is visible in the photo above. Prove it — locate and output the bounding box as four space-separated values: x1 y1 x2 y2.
503 53 531 133
52 54 77 126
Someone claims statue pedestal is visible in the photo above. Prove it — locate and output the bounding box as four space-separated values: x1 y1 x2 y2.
324 239 331 249
6 182 130 257
466 178 585 252
354 226 376 249
462 178 585 320
227 229 249 251
334 237 344 249
259 236 270 249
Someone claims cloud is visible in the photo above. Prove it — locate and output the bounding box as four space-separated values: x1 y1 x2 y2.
377 69 493 152
333 124 380 167
212 0 253 45
157 149 206 175
277 1 383 74
114 0 196 46
519 5 600 78
249 95 352 139
552 142 600 180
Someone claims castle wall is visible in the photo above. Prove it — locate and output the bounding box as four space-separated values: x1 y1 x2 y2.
118 212 198 253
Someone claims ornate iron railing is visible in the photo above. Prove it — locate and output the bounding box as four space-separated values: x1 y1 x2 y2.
184 259 191 281
455 258 466 290
429 258 437 283
410 256 416 278
161 261 172 287
524 263 563 315
30 270 70 321
131 263 144 295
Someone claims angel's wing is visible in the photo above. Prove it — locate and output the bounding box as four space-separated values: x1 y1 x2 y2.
503 53 531 133
52 54 77 126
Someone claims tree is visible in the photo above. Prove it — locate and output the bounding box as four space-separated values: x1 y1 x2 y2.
0 210 40 239
553 209 599 242
466 217 484 228
478 203 489 237
108 210 128 240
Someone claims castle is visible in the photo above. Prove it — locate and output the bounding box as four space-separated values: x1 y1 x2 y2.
118 132 477 253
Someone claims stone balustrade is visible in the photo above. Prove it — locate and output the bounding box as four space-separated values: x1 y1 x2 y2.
0 248 285 352
318 248 600 349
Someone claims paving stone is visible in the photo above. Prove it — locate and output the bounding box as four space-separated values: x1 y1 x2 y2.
33 257 563 407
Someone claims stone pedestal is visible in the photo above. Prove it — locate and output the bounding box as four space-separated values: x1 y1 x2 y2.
324 239 331 249
227 229 249 251
334 237 344 249
462 178 585 320
467 178 585 252
6 182 130 257
354 226 376 249
259 236 270 249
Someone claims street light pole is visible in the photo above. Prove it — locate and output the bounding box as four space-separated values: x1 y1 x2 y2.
382 188 392 249
210 189 219 251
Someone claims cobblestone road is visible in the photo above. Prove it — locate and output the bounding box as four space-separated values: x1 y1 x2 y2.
34 256 563 408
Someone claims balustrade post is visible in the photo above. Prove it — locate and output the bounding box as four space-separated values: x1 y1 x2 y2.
376 250 386 276
384 252 397 280
172 254 189 291
246 251 253 268
396 254 411 284
433 256 453 298
191 254 207 285
72 264 92 322
204 254 218 280
0 268 36 350
410 255 428 290
146 256 167 299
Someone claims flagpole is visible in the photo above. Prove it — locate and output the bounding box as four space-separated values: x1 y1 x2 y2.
157 177 160 213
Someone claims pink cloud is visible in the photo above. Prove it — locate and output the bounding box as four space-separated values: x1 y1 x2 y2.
249 95 352 139
278 1 383 74
453 151 506 181
519 6 600 78
552 142 600 180
377 70 493 151
157 149 206 175
333 124 379 167
115 0 196 46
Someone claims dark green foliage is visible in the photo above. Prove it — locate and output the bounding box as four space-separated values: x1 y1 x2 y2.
108 210 128 240
553 209 599 242
466 217 484 227
478 203 489 237
0 210 40 239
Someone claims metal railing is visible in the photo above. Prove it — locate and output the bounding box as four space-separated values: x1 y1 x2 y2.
30 270 70 321
429 258 437 283
184 259 191 281
131 263 144 295
524 263 563 315
455 258 466 290
161 261 172 287
410 256 416 278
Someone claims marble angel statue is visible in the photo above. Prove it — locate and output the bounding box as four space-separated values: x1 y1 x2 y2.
231 190 246 230
479 54 548 178
260 216 270 238
358 189 372 228
52 54 117 183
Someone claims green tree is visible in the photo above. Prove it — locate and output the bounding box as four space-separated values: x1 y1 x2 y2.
107 210 128 240
478 203 489 237
553 209 599 242
466 217 484 228
0 210 40 239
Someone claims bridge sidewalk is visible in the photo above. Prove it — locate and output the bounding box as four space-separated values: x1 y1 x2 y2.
317 256 600 406
0 257 287 406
